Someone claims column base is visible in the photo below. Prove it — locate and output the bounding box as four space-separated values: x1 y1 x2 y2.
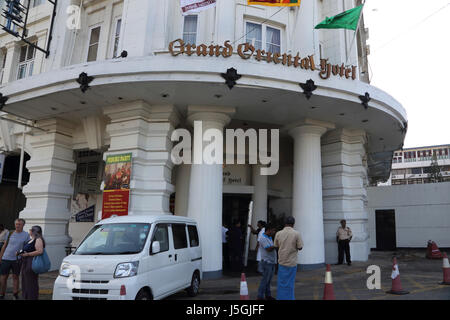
202 270 223 280
298 263 325 271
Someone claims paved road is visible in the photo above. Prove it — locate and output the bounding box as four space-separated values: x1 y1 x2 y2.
3 249 450 300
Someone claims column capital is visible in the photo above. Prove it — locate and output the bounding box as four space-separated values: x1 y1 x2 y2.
285 118 335 138
187 106 235 128
104 101 180 127
104 100 153 122
34 118 76 137
322 128 367 145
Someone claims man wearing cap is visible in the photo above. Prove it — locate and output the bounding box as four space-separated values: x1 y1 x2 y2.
274 216 303 300
336 219 353 266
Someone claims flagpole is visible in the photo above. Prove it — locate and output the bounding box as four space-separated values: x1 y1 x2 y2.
345 1 366 65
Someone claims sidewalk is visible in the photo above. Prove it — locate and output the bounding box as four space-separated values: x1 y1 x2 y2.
3 250 450 300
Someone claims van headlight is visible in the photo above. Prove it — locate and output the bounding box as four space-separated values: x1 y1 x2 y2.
59 263 73 277
114 262 139 278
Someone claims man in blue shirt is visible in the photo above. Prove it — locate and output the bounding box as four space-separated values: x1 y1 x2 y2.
257 224 277 300
0 218 30 300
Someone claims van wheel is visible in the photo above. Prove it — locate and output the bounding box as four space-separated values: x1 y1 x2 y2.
135 289 152 300
186 272 200 297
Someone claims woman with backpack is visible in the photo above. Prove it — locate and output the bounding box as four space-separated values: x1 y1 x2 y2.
19 226 45 300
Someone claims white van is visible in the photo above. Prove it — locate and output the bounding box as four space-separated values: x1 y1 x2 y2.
53 215 202 300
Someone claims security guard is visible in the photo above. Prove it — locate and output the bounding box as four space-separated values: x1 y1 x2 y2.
336 219 352 266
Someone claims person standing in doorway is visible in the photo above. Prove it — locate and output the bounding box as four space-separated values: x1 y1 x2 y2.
0 225 8 252
274 216 303 300
257 224 277 300
0 219 30 300
229 220 244 272
222 224 230 270
336 219 353 266
19 226 45 300
248 220 266 272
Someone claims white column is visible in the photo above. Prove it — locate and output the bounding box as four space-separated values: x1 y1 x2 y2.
321 129 369 263
121 0 170 57
20 119 77 270
289 121 333 269
250 164 268 249
104 101 179 216
46 0 80 70
187 106 235 279
215 0 236 44
174 164 191 217
2 41 18 84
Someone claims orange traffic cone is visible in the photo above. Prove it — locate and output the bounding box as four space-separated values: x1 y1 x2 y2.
387 257 409 295
322 264 336 300
440 253 450 285
240 273 250 300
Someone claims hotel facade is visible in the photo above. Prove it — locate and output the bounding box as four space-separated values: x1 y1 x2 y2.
0 0 407 278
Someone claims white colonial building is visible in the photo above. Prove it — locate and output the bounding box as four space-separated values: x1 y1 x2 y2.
0 0 407 278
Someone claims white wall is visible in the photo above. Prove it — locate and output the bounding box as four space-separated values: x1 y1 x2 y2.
367 182 450 248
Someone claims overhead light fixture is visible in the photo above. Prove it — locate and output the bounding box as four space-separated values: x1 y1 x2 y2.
299 79 317 100
221 68 242 90
0 93 9 110
76 72 94 93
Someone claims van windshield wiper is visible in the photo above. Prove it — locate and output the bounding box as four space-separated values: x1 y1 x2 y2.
77 252 110 255
118 251 139 255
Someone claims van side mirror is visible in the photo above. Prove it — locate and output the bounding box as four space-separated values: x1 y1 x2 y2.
151 241 161 255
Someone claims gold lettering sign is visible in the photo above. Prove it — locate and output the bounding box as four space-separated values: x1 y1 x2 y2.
169 39 358 81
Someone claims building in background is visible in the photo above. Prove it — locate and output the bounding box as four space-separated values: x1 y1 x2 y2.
369 144 450 251
0 0 407 280
380 144 450 185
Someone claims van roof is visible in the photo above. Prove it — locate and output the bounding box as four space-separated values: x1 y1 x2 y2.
96 215 197 225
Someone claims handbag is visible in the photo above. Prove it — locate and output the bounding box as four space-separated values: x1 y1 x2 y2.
32 249 51 274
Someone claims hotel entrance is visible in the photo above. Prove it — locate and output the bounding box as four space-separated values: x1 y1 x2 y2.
222 194 252 228
222 194 253 273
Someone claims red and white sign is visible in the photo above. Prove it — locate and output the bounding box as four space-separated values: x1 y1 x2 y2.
181 0 216 15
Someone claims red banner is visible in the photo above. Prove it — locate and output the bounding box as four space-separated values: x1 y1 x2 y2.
248 0 301 7
102 190 130 220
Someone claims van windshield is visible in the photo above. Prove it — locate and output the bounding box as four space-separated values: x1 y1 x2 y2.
75 223 151 255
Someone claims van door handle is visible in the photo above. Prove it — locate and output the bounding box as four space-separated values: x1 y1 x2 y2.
175 254 178 261
168 254 172 258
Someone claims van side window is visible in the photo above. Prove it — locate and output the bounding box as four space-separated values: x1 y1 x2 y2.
187 225 199 247
172 224 188 249
152 224 169 253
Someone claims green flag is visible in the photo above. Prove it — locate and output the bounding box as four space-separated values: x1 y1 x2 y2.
315 4 363 31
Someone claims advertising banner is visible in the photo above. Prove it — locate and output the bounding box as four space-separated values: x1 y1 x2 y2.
248 0 301 7
102 153 132 220
181 0 216 15
0 153 4 184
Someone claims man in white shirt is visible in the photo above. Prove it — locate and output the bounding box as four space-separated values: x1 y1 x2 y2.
336 219 353 266
248 220 266 273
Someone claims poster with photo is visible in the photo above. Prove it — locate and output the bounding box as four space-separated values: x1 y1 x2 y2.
71 194 96 222
102 153 132 220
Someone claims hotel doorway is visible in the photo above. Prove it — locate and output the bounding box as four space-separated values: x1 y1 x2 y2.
222 194 252 273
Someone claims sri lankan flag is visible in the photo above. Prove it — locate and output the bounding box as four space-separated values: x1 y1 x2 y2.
248 0 301 7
